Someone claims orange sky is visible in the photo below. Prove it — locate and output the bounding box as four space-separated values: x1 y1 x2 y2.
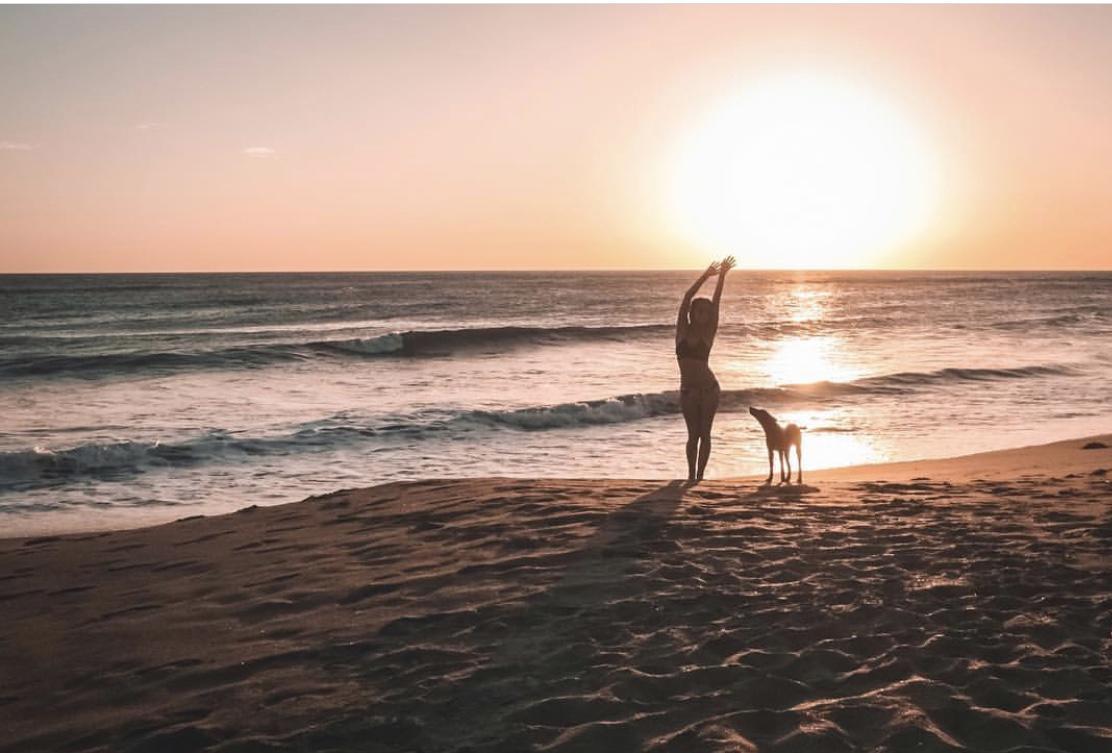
2 5 1111 272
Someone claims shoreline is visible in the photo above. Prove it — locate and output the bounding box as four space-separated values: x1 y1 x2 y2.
795 432 1112 483
4 433 1110 540
1 433 1110 751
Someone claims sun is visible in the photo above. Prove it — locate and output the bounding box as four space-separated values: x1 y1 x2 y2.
669 70 940 268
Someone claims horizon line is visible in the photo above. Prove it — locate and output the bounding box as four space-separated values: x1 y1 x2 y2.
1 268 1110 276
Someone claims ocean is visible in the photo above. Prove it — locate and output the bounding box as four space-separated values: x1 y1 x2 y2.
1 271 1109 532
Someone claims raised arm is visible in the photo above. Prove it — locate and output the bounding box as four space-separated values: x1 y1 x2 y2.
709 255 736 323
677 262 719 333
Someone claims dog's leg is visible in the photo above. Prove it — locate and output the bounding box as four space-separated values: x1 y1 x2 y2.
785 448 792 485
796 440 803 484
778 450 787 484
765 447 774 484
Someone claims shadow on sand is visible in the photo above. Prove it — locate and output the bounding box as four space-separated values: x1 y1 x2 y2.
305 478 828 752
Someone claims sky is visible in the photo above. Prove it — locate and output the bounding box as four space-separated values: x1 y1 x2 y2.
2 4 1111 272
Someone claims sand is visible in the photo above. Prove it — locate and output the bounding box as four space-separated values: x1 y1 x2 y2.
1 436 1110 752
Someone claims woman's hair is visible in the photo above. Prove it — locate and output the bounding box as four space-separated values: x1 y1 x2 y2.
688 297 713 325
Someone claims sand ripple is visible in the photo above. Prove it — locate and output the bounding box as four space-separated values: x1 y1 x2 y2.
1 471 1111 752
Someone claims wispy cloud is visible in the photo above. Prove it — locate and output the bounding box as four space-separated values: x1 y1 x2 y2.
0 141 33 151
243 147 276 158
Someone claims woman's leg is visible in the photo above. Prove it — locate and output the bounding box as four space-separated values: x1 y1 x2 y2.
695 387 720 480
680 390 701 480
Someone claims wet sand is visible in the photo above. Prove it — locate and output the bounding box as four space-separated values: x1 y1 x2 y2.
1 436 1111 752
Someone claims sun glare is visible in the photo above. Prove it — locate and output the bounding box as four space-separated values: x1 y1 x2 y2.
670 71 940 268
760 336 862 386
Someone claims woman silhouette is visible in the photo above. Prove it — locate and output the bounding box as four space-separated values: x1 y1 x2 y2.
675 255 735 481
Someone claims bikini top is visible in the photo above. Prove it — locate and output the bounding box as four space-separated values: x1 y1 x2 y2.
676 336 711 362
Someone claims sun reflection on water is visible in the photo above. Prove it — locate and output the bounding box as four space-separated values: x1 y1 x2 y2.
761 336 862 386
796 425 885 470
752 287 862 386
767 408 886 470
722 286 889 471
784 287 829 323
720 409 888 474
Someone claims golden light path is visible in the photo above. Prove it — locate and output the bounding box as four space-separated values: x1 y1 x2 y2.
670 70 940 269
721 285 889 471
763 336 860 386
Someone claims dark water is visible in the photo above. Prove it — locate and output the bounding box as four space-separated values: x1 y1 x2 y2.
1 271 1109 531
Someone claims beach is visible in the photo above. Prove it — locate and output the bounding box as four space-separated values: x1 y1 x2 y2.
6 4 1112 752
2 435 1110 752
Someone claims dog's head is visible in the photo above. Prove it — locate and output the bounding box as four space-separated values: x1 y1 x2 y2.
748 406 777 429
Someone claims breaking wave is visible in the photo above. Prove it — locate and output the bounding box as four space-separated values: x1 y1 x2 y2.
0 362 1076 491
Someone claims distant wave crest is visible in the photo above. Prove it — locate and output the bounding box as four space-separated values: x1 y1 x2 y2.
1 324 671 378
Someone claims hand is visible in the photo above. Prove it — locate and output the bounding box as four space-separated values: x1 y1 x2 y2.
719 255 736 274
704 262 720 277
